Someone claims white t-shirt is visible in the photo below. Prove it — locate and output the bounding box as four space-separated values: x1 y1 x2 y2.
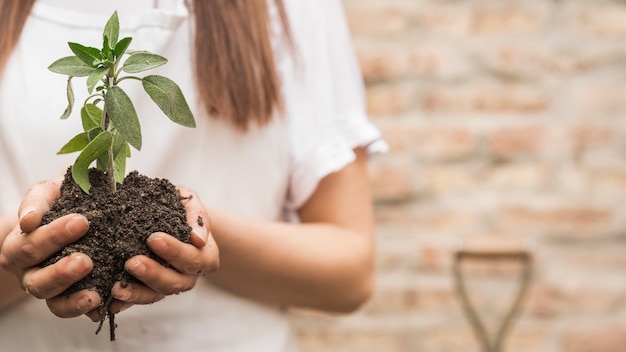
0 0 386 351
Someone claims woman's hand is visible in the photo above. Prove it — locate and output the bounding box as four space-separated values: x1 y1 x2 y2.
0 179 101 318
1 180 219 323
88 185 220 321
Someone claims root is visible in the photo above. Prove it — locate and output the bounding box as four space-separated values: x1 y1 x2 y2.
94 293 117 341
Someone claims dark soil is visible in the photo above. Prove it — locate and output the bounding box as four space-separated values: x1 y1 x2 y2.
40 168 192 340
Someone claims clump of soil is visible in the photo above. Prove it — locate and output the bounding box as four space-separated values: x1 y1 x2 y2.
41 168 192 340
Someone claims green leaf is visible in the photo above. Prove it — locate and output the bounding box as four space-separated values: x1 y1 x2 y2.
87 126 103 141
68 42 102 67
114 37 133 59
102 35 111 59
72 131 113 193
142 75 196 128
57 132 89 154
60 76 75 120
123 141 131 157
113 150 126 185
105 86 142 150
122 52 167 73
112 134 129 184
103 11 119 50
48 56 97 77
112 131 126 155
86 66 108 93
81 104 103 131
96 152 109 173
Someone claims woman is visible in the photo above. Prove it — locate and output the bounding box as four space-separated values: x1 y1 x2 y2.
0 0 386 350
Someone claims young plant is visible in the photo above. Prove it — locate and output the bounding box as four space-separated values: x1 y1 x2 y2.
48 11 195 193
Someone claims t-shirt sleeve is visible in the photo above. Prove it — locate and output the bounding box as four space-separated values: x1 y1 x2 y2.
283 0 388 214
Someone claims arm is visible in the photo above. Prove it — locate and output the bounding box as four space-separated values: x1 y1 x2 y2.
1 148 373 317
0 212 27 312
207 147 375 312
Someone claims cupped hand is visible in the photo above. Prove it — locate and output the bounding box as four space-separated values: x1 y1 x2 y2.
89 185 220 321
0 179 101 318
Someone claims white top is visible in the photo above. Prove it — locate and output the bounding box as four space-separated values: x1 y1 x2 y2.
0 0 386 351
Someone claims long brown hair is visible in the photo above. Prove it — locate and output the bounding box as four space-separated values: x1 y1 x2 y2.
0 0 290 130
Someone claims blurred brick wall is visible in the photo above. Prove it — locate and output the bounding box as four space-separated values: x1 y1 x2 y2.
291 1 626 351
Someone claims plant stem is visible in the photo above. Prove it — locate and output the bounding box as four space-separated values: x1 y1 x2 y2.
107 147 116 192
105 75 117 193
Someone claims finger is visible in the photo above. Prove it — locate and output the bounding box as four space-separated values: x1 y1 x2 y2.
46 289 101 318
124 255 198 295
108 300 134 316
1 214 88 270
85 308 102 322
22 253 93 299
147 232 219 276
178 186 209 248
111 281 164 305
19 178 63 233
84 298 134 322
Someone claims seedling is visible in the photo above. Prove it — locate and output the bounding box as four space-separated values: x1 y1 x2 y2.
48 11 195 193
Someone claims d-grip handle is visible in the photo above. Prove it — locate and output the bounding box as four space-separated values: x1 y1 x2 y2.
452 239 533 352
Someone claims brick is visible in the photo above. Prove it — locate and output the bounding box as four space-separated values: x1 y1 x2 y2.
362 284 459 316
414 3 546 35
456 256 529 278
373 201 415 225
297 329 408 352
344 1 416 37
523 284 570 319
471 6 546 34
502 324 553 352
411 325 481 352
414 238 454 272
357 44 462 83
487 125 547 159
484 162 549 191
357 46 414 83
543 242 626 272
422 85 550 114
380 123 477 161
525 278 626 318
495 204 614 239
589 164 626 193
480 43 575 78
365 83 416 116
414 4 473 36
421 164 479 195
368 158 415 202
566 80 626 117
562 326 626 352
410 207 483 235
571 44 626 73
571 124 617 153
375 241 413 273
569 1 626 36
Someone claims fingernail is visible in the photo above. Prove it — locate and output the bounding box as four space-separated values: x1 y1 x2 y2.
118 303 133 313
128 258 146 276
147 234 168 252
77 296 95 311
66 216 88 236
67 255 87 275
20 208 36 221
19 209 38 231
191 229 207 247
113 287 131 301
